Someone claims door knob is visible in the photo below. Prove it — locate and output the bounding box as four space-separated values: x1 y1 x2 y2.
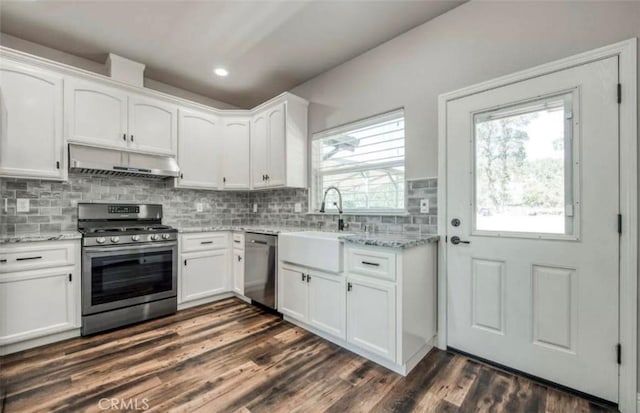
450 236 470 245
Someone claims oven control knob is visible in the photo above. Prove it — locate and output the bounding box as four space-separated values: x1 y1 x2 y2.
162 233 171 240
110 236 120 243
96 237 106 244
150 234 160 241
131 235 140 242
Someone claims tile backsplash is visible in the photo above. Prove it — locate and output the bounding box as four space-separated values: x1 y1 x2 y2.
0 174 437 236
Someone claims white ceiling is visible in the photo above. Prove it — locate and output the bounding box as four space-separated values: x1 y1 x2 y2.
0 0 463 108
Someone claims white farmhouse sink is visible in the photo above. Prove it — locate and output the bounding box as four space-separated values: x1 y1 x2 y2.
278 231 352 273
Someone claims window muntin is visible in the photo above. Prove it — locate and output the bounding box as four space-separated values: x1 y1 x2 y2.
311 110 405 213
473 93 575 236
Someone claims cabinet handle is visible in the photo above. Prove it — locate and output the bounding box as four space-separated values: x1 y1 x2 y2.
237 255 242 262
130 135 134 142
184 259 187 266
123 133 127 141
0 259 7 263
306 274 311 283
200 241 213 245
347 282 352 292
223 177 226 184
16 256 42 261
265 174 269 180
301 272 306 282
68 273 72 282
56 161 60 169
180 173 184 179
233 240 241 244
361 261 380 267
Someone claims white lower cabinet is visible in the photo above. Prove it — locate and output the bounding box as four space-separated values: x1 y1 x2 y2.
308 270 345 339
279 263 345 339
346 276 395 361
0 240 81 354
180 249 229 304
278 242 437 375
232 248 244 295
279 263 309 322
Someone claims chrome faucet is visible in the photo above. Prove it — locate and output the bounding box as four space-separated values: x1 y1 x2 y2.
319 186 345 231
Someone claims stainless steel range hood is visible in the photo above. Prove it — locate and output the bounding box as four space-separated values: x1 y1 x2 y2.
69 144 180 178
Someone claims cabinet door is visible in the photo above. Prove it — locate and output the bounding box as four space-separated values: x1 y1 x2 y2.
308 270 345 339
278 263 308 322
65 78 128 150
221 118 251 190
180 250 229 303
0 61 64 180
266 103 286 187
128 95 177 155
177 109 220 189
232 248 244 295
251 113 269 188
0 268 76 345
346 277 396 361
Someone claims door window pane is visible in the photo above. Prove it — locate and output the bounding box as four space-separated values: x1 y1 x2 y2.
474 94 574 235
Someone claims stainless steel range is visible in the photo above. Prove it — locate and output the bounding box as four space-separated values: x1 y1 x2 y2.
78 203 178 335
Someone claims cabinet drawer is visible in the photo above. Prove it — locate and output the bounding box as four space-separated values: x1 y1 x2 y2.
0 242 77 273
181 233 229 252
232 232 245 249
346 247 396 281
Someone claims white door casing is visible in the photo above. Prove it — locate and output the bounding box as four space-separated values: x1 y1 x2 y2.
444 54 625 403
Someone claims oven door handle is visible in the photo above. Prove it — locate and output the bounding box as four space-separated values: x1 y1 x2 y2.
83 241 177 253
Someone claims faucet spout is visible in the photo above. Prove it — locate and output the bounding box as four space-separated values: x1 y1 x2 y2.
320 186 345 230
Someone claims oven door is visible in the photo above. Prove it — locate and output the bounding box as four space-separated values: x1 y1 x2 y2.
82 241 177 315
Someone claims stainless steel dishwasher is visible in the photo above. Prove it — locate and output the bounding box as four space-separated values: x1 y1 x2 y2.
244 232 277 310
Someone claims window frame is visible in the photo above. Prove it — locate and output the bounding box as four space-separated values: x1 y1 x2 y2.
309 109 407 215
470 89 581 241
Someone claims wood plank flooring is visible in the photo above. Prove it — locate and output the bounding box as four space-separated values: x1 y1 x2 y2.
0 298 616 412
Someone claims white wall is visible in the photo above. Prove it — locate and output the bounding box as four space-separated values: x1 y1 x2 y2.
292 0 640 180
0 33 237 110
292 0 640 394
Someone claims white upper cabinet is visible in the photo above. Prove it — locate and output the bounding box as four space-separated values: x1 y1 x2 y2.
251 113 269 188
221 117 251 190
65 81 177 156
65 78 128 150
176 108 220 189
251 95 308 189
266 104 286 186
128 94 177 155
0 60 65 180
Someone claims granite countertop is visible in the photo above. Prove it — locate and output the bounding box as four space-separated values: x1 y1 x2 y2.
339 233 439 249
0 231 82 244
178 226 439 249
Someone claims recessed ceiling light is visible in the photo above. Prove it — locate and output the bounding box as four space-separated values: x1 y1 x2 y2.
214 67 229 77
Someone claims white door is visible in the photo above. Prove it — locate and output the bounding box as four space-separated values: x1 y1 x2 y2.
446 57 619 401
177 109 220 189
181 250 229 303
266 103 286 187
65 79 128 150
0 61 64 180
0 268 76 345
221 118 251 190
278 263 308 322
251 113 269 188
232 248 244 295
346 276 396 361
308 270 345 339
128 95 177 155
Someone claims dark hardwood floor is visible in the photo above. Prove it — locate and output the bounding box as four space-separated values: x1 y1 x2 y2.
0 298 616 412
